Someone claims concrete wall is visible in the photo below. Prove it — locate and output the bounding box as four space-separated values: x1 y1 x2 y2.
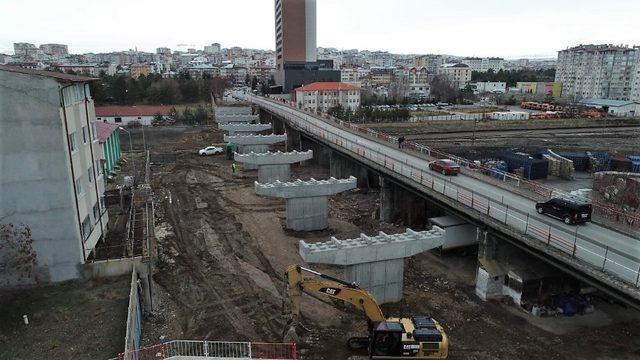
286 196 328 230
345 258 404 303
0 72 82 285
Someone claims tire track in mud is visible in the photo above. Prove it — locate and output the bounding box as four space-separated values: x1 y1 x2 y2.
152 157 287 342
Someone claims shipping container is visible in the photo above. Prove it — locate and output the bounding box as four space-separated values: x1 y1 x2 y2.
499 152 549 180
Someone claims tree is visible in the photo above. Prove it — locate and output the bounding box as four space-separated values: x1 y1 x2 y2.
251 76 258 90
245 73 251 86
151 112 165 126
182 107 195 125
327 104 345 119
429 75 458 103
148 79 182 104
194 105 209 124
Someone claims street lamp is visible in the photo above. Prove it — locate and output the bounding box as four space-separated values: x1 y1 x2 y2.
118 127 136 180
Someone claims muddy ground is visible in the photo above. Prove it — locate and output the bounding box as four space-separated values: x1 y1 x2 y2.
140 124 640 359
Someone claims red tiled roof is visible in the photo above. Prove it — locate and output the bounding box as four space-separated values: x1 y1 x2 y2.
0 65 97 83
95 122 119 142
294 82 360 92
95 105 173 117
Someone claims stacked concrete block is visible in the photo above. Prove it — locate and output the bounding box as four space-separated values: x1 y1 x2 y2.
299 227 446 303
234 150 313 183
224 133 287 169
255 176 357 231
219 123 271 136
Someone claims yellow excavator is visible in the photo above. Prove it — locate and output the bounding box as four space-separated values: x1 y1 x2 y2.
285 265 449 359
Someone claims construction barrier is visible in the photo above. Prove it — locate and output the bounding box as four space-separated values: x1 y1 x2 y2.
116 340 296 360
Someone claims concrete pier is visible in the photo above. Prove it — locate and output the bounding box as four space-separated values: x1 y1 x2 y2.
234 150 313 182
225 133 287 169
216 114 260 124
219 123 271 136
299 227 446 303
254 176 357 231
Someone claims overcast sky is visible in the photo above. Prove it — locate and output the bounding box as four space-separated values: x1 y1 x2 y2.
1 0 638 58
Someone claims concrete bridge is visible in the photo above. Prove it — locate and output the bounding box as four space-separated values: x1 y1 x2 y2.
243 93 640 308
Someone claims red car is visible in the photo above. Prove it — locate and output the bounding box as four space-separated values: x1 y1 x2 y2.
429 159 461 176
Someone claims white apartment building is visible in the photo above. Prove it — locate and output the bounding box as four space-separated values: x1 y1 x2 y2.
340 67 360 85
295 82 361 113
555 44 640 101
461 57 505 73
471 81 507 94
0 66 108 286
438 63 472 89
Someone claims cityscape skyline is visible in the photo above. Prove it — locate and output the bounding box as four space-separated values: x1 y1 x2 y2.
1 0 639 58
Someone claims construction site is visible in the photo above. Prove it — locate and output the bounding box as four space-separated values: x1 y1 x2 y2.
74 99 637 359
3 96 640 360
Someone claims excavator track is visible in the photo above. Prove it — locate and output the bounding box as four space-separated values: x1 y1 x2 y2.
347 336 370 351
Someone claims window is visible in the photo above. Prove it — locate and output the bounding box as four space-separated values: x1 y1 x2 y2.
114 117 122 123
93 202 100 222
82 126 88 143
91 122 97 140
76 177 84 197
68 132 77 152
96 160 103 176
100 196 106 212
81 215 91 241
88 166 93 183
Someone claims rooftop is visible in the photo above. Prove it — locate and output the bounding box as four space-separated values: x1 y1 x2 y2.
95 105 174 117
294 82 360 92
0 65 97 83
579 98 640 107
95 121 120 142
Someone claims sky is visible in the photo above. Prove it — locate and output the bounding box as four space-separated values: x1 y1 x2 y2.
1 0 639 58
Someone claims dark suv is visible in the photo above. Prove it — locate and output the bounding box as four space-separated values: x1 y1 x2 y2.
535 197 592 225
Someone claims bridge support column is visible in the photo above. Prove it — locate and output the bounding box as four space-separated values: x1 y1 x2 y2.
299 227 446 303
330 151 374 189
380 177 394 223
224 134 287 170
235 150 313 183
475 231 504 301
255 177 357 231
301 136 331 167
379 177 443 227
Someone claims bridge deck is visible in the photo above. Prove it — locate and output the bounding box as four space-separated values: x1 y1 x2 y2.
248 94 640 301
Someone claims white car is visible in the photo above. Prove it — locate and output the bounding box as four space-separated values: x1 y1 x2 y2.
198 146 224 156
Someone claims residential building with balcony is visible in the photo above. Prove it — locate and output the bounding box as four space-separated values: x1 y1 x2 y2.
0 65 108 286
555 44 640 101
461 57 505 73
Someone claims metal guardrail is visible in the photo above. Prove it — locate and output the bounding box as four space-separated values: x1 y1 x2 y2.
250 95 640 289
113 340 297 360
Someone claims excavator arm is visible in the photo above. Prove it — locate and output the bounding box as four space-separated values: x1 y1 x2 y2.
285 265 386 325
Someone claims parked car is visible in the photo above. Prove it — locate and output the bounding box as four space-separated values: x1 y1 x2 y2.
535 197 592 225
428 159 461 175
198 146 224 156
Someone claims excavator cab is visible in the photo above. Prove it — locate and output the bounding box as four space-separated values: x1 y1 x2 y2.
371 321 405 357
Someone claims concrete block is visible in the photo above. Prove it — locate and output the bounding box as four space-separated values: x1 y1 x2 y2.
255 176 357 199
298 226 445 265
299 226 445 303
224 133 287 146
286 196 328 231
234 150 314 182
219 123 271 135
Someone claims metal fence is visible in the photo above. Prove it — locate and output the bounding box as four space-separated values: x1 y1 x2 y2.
114 340 296 360
250 95 640 289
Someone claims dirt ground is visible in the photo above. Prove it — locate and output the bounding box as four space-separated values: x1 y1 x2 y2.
0 276 129 359
140 124 640 359
365 118 640 158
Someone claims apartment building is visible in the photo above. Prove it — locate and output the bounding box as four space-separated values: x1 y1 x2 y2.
0 66 108 286
555 44 640 101
438 63 472 89
461 57 505 73
414 54 443 74
295 82 361 113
